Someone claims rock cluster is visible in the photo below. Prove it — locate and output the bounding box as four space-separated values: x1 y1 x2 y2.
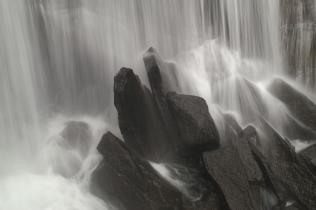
91 48 316 210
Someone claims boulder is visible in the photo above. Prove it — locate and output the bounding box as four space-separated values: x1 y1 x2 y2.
267 78 316 131
203 125 265 210
91 132 185 210
114 67 171 161
249 120 316 210
167 92 220 155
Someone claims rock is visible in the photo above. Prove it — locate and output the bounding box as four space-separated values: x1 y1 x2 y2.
249 120 316 210
143 47 181 151
203 125 265 210
44 121 93 177
114 67 171 161
91 132 186 210
167 92 220 155
299 143 316 167
267 78 316 132
283 114 316 141
61 121 93 157
151 162 226 210
213 76 267 124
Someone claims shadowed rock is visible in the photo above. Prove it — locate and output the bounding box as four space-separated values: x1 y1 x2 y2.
267 78 316 132
143 47 181 153
167 92 220 155
203 125 265 210
91 132 185 210
114 67 171 161
249 120 316 210
299 143 316 169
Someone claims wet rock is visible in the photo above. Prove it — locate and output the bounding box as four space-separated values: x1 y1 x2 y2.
284 115 316 141
203 125 265 210
91 132 185 210
114 67 171 161
156 163 225 210
249 120 316 210
299 143 316 168
143 47 181 152
167 92 220 155
267 78 316 132
61 121 93 157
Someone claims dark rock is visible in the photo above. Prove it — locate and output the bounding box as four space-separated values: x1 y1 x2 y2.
299 143 316 167
91 132 186 210
203 125 265 210
159 163 226 210
167 92 220 155
267 78 316 132
114 67 171 161
249 120 316 210
143 47 181 152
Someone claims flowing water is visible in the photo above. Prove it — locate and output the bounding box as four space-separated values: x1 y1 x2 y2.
0 0 315 209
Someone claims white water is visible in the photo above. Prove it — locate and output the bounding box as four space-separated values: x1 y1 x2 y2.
0 0 315 209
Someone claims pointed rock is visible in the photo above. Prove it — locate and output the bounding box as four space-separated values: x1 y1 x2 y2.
267 78 316 132
91 132 185 210
114 67 171 161
249 120 316 210
143 48 181 153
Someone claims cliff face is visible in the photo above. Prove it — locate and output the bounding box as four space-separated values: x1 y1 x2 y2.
280 0 316 87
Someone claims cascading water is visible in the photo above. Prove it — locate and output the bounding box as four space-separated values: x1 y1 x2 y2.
1 0 315 209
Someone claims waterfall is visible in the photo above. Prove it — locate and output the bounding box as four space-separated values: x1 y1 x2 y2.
0 0 315 210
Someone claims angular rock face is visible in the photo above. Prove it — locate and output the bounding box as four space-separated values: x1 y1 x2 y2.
114 67 170 161
91 132 185 210
203 125 265 210
250 120 316 210
299 143 316 167
267 78 316 132
167 92 220 154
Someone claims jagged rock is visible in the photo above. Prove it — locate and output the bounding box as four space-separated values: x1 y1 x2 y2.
162 163 228 210
249 120 316 210
91 132 186 210
267 78 316 132
299 143 316 167
114 67 171 161
143 47 181 152
203 125 265 210
167 92 220 155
